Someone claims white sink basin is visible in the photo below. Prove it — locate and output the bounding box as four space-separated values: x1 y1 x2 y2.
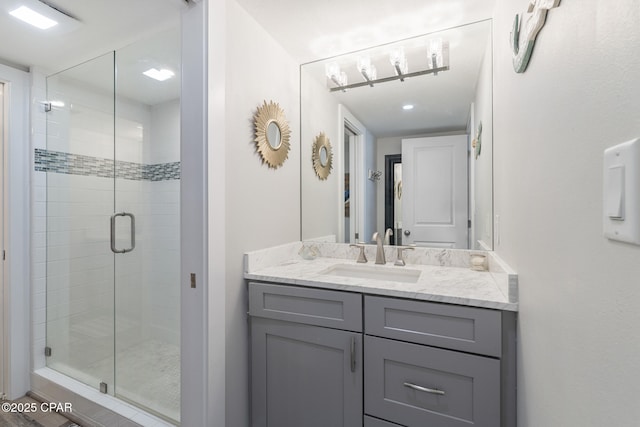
321 263 421 283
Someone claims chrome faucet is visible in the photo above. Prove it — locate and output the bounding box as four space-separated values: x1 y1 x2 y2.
384 228 393 245
372 232 386 265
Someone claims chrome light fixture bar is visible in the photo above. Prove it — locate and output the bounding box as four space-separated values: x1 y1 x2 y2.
327 38 449 92
329 65 449 92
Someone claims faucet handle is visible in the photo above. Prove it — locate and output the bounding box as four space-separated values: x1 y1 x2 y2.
349 244 368 263
394 245 415 266
384 228 393 245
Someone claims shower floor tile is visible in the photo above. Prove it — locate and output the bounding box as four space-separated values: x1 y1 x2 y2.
87 339 180 423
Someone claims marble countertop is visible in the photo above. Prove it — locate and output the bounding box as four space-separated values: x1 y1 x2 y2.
244 242 518 312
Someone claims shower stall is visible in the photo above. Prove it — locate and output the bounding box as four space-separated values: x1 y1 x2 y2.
40 29 181 424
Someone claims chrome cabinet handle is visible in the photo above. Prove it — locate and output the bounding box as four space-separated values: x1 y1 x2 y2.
403 382 445 396
350 337 356 372
110 212 136 254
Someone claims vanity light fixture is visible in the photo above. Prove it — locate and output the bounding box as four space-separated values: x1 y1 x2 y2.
143 68 175 81
327 40 449 92
356 56 377 87
389 47 408 82
9 5 57 29
325 62 348 92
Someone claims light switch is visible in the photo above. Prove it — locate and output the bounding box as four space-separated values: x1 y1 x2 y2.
603 138 640 245
606 165 624 220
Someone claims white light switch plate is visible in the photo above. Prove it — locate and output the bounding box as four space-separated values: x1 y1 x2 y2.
603 138 640 245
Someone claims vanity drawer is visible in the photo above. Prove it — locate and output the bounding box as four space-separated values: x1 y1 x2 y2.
249 282 362 332
365 296 501 357
364 415 404 427
364 335 500 427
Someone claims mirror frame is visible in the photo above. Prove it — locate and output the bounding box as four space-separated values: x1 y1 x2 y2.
254 100 291 168
312 132 333 180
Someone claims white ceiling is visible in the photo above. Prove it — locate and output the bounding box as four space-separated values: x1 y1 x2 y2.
0 0 496 129
0 0 183 73
235 0 496 64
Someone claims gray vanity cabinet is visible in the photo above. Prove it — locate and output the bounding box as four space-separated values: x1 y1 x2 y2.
249 282 363 427
249 282 516 427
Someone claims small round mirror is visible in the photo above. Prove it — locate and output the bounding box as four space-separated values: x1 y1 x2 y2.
319 146 328 167
266 121 282 149
312 132 333 180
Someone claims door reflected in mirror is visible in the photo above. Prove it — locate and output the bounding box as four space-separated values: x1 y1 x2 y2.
301 20 493 250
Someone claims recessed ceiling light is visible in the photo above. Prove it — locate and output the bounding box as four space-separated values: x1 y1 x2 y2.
402 104 414 110
9 6 58 30
143 68 175 82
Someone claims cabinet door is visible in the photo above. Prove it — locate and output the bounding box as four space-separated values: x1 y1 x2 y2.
251 317 363 427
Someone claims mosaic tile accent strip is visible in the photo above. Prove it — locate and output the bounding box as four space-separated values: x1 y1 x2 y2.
35 149 180 181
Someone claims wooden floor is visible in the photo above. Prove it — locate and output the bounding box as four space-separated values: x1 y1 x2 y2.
0 396 77 427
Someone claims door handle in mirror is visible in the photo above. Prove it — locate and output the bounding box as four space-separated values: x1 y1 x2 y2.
404 230 411 236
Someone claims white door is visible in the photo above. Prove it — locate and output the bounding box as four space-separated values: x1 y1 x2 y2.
402 135 468 248
339 105 366 244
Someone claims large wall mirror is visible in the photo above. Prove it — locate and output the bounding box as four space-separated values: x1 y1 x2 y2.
301 20 493 250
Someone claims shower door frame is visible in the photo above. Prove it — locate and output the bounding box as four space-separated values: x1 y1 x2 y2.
0 80 6 399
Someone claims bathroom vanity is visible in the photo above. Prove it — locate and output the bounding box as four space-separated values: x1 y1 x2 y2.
244 242 518 427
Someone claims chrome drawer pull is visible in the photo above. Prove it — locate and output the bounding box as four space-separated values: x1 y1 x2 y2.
403 382 445 396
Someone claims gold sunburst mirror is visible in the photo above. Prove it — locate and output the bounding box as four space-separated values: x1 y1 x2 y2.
312 132 333 180
254 100 291 169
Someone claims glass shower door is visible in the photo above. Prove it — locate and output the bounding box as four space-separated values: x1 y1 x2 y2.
45 52 116 394
113 30 181 423
45 29 181 425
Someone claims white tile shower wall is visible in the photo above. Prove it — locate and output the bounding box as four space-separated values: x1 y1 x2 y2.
45 173 115 384
147 179 180 345
148 99 180 165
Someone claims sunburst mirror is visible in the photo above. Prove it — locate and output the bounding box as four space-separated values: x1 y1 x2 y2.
254 100 291 169
312 132 333 180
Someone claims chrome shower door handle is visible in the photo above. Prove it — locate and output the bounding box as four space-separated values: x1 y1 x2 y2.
110 212 136 254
